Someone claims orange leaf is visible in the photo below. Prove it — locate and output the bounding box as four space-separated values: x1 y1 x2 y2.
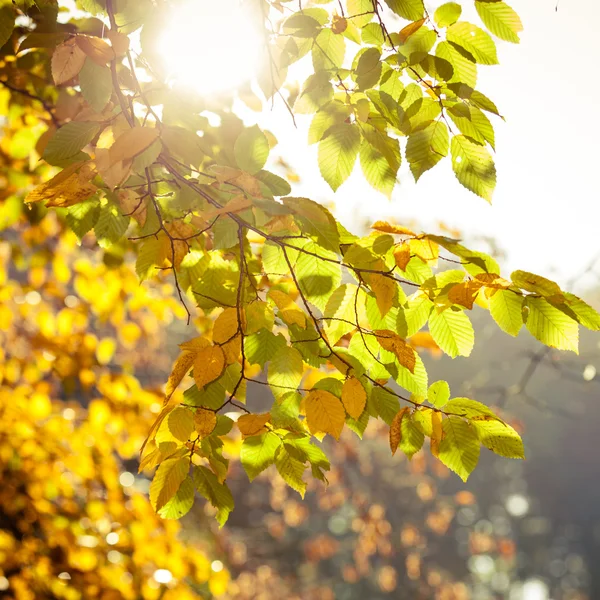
389 407 410 455
398 18 426 43
368 272 396 318
394 243 411 271
374 329 416 374
447 281 483 310
371 221 416 236
165 351 196 399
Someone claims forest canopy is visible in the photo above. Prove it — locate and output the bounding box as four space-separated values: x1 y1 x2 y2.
0 3 598 587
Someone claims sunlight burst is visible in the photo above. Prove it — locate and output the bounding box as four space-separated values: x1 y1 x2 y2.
158 0 262 95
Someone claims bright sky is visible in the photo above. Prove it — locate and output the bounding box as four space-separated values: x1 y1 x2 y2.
261 0 600 292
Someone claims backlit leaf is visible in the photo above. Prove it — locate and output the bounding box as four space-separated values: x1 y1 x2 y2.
438 416 480 481
428 308 475 358
305 389 346 440
341 377 367 419
193 345 226 389
234 125 270 174
526 297 579 353
451 135 496 202
318 123 360 191
389 406 410 455
240 431 282 481
150 456 189 511
475 0 523 43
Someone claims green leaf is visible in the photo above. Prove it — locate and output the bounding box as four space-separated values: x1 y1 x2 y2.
193 465 234 526
443 398 497 419
347 0 374 27
246 330 287 368
318 123 361 191
438 416 480 481
94 203 129 248
255 169 292 197
371 385 400 425
429 308 474 358
399 412 425 459
436 41 477 88
489 289 524 336
406 121 449 181
158 476 195 519
384 0 424 21
475 0 522 43
324 284 364 345
66 199 99 239
282 196 340 252
312 27 345 71
79 58 112 113
434 2 462 28
267 345 304 398
447 22 498 65
0 5 15 48
293 241 342 311
448 103 495 149
234 125 270 174
397 292 434 337
428 380 450 408
354 47 382 90
275 446 307 497
43 121 100 165
451 135 496 202
560 293 600 331
359 138 398 198
526 296 579 353
240 431 282 481
271 392 302 428
471 419 524 459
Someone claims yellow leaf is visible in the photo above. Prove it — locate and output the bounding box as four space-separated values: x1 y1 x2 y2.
194 408 217 437
149 456 188 511
341 377 367 419
371 221 416 236
26 162 97 208
374 329 416 374
408 331 441 355
305 389 346 440
109 127 160 164
117 189 147 226
409 238 439 263
75 34 115 65
193 345 225 389
179 336 211 352
52 39 86 85
368 272 396 317
237 412 271 437
389 407 410 455
393 243 411 271
165 351 196 399
106 29 129 56
201 194 254 224
474 273 511 289
213 308 241 345
269 289 307 328
431 411 443 457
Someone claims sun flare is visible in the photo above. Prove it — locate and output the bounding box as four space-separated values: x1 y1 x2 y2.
158 0 263 96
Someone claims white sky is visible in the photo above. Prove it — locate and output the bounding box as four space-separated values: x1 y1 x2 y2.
257 0 600 291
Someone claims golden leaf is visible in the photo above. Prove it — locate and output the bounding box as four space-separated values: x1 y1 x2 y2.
431 411 443 457
213 308 241 345
193 345 225 389
165 351 196 399
179 336 212 353
26 162 97 208
237 412 271 437
374 329 416 374
194 408 217 438
389 407 410 455
368 272 396 318
109 127 160 164
409 238 439 263
408 332 441 355
117 189 147 226
149 456 188 511
474 273 511 289
371 221 416 236
269 289 307 328
52 39 86 85
447 281 482 310
341 377 367 420
95 147 132 190
398 18 426 42
75 35 115 66
201 195 254 224
394 243 411 271
305 389 346 440
106 30 130 56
